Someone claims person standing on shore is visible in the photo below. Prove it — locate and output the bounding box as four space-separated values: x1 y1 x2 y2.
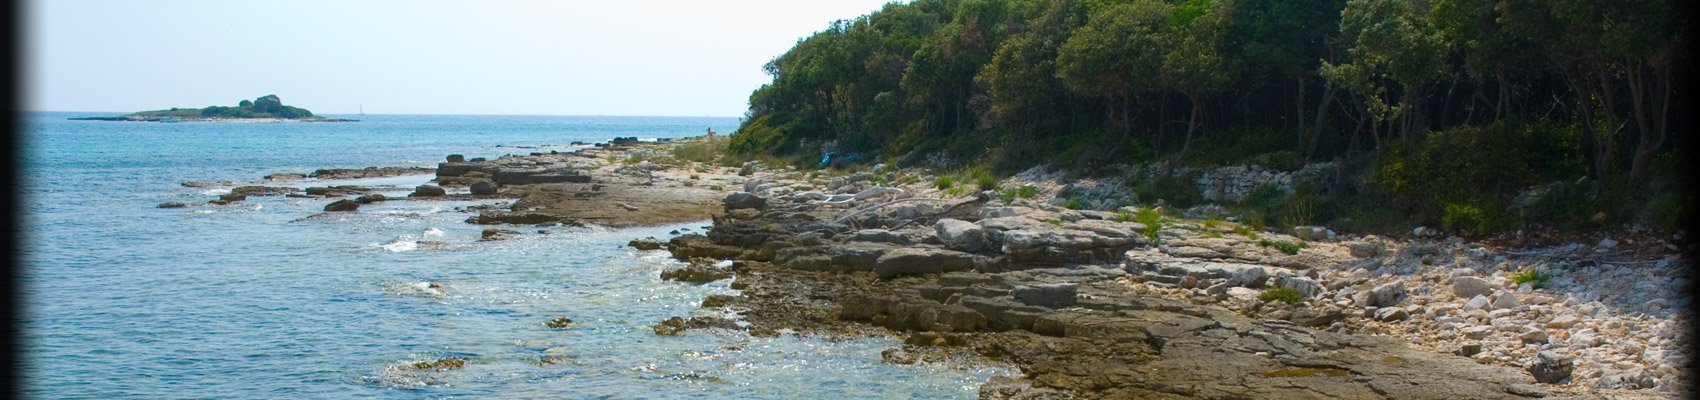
706 127 716 138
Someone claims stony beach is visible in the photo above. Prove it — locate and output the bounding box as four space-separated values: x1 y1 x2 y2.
180 138 1690 399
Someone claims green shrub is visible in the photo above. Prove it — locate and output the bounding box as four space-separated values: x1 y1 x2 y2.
977 175 999 191
1017 185 1038 199
674 136 729 164
1258 286 1305 304
1258 239 1306 255
1510 269 1552 289
1136 208 1163 242
1062 195 1086 210
934 175 956 190
1232 224 1260 240
1442 203 1488 233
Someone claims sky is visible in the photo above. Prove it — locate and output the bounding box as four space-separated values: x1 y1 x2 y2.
23 0 896 116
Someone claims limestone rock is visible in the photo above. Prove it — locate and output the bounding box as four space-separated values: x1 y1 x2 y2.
1369 281 1406 307
874 247 982 278
470 180 498 195
1011 283 1077 309
1451 276 1493 299
935 219 989 253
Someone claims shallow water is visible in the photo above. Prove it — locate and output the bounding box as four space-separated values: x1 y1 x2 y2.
23 112 1012 398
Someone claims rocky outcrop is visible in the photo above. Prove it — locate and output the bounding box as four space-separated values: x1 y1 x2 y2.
410 185 447 197
324 199 359 212
470 180 498 195
309 166 435 180
723 192 766 211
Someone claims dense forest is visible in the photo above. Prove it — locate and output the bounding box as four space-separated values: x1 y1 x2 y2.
729 0 1692 235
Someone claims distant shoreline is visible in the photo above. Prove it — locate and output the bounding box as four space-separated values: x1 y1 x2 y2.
68 116 357 123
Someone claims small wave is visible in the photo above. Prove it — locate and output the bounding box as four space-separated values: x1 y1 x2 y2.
383 281 448 297
380 234 419 252
201 188 232 195
422 227 445 238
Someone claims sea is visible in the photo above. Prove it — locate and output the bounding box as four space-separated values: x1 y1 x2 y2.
20 112 1013 398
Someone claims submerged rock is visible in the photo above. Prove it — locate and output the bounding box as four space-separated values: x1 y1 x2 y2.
157 202 188 208
545 317 574 329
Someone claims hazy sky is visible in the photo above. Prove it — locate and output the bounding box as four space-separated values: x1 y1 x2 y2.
25 0 895 116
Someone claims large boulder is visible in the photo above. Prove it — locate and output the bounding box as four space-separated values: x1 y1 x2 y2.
935 219 989 253
470 180 498 195
411 185 447 197
446 154 466 163
723 192 767 211
1368 281 1406 307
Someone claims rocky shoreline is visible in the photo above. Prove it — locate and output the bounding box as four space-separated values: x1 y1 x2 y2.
176 138 1690 398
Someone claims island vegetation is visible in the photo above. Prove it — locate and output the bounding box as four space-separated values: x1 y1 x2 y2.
725 0 1693 237
70 94 349 122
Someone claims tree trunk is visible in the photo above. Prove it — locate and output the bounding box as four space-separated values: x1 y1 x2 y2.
1307 81 1337 158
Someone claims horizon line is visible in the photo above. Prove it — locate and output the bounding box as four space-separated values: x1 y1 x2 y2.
29 110 746 119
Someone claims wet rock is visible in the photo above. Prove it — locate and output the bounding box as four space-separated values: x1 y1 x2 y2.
1012 283 1077 309
481 228 520 240
1527 351 1574 383
218 193 248 202
470 180 498 195
467 212 578 226
661 264 733 283
700 295 737 308
652 316 740 335
446 154 465 163
723 192 766 211
356 193 387 204
410 185 447 197
230 185 296 196
311 166 435 179
396 358 465 371
324 199 360 212
1452 276 1493 298
264 173 306 181
545 317 574 329
628 237 665 250
935 219 989 253
157 202 188 208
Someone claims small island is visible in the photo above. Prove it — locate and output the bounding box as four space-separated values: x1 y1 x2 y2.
70 94 355 122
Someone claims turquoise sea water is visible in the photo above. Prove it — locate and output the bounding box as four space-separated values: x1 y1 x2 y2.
22 112 1010 398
